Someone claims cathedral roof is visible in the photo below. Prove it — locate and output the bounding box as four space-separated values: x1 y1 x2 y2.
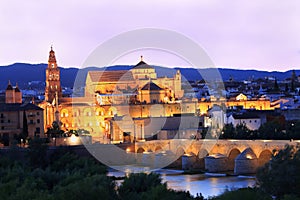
88 70 134 82
141 81 162 91
133 56 154 69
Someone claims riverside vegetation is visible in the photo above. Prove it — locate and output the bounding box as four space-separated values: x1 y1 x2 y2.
0 138 299 200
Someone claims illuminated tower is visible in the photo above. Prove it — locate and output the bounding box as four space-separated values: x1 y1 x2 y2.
45 46 62 103
14 83 22 103
5 80 14 103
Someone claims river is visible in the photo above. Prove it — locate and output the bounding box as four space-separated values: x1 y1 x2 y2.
107 168 256 198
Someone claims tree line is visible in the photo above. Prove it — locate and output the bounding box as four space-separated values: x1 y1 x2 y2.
201 120 300 140
0 138 299 199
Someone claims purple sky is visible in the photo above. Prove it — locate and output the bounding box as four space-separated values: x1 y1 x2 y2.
0 0 300 71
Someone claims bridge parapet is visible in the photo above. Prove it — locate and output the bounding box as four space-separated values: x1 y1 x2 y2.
135 139 299 157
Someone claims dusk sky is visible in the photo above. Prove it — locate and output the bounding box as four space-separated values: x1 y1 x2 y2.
1 0 300 71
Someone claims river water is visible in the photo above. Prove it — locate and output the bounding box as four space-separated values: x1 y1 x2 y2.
107 168 256 198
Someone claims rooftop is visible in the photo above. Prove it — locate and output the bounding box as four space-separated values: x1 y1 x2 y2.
88 70 135 82
141 82 162 91
0 103 43 112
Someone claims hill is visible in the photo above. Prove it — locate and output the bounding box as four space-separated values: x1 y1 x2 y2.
0 63 297 90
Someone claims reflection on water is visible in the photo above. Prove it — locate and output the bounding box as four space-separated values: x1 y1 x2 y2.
108 168 256 198
160 172 255 198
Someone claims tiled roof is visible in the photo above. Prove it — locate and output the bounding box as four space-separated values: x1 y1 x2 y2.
88 71 134 82
0 103 43 112
141 82 162 91
6 84 13 90
232 113 259 119
133 60 154 69
15 87 21 92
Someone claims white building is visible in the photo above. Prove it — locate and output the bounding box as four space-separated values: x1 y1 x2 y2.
227 113 261 130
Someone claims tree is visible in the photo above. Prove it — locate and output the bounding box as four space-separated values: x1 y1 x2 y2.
46 121 64 138
235 123 250 139
21 110 28 142
258 121 282 139
210 187 272 200
256 145 300 198
220 123 235 139
286 121 300 140
285 83 289 92
118 173 194 200
273 78 279 92
27 137 49 169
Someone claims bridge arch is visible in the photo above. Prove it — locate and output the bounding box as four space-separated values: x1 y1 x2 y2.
137 147 145 153
227 148 241 171
154 146 163 152
197 149 209 158
258 149 272 167
175 146 186 156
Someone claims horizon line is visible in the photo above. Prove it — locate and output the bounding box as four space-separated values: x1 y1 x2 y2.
0 61 298 73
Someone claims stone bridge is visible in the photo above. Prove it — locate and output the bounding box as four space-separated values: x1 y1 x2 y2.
134 139 300 174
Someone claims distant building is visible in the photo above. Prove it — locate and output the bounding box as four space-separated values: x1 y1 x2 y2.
0 82 44 145
227 113 261 130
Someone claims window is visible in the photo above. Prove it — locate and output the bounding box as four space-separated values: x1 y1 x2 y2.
249 120 252 123
1 127 4 130
37 112 39 116
37 119 40 124
0 113 3 118
30 120 34 124
7 120 10 123
254 120 257 123
35 127 40 133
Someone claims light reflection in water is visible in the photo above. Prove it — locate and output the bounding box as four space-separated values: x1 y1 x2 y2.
108 168 256 198
160 173 255 198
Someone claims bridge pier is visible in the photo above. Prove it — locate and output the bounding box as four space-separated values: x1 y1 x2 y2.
234 148 258 175
182 154 197 170
205 154 228 172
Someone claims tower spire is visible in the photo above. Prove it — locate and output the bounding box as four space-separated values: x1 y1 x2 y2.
48 45 56 63
45 46 62 102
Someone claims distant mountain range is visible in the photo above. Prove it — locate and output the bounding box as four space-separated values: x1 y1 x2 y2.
0 63 298 90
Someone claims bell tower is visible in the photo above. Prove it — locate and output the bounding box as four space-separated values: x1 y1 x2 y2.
45 46 62 103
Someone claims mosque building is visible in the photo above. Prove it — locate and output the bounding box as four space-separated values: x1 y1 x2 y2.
39 47 276 143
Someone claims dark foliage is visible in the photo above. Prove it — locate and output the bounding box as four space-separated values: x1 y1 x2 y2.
256 145 300 198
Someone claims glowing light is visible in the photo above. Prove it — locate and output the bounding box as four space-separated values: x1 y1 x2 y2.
126 148 131 153
70 134 78 144
246 155 252 159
